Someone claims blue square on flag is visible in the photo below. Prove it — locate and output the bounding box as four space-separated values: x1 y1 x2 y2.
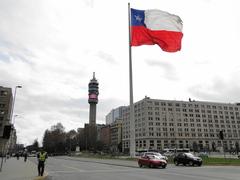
131 9 145 26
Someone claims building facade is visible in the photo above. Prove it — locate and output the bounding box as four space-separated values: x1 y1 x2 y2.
110 119 122 152
106 106 126 125
122 97 240 152
8 127 17 154
0 86 13 151
99 125 111 148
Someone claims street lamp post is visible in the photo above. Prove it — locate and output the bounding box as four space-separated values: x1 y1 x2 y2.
10 86 22 124
13 115 18 125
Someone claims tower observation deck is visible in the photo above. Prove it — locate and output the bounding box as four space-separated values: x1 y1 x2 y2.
88 72 99 125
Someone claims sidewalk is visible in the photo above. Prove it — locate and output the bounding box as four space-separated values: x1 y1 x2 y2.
0 157 47 180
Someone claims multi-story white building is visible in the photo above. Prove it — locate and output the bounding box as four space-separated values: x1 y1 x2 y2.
122 97 240 152
106 106 126 125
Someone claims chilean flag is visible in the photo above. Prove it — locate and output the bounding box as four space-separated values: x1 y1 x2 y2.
131 8 183 52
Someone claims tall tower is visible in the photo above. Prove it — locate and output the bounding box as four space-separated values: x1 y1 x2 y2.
88 72 99 125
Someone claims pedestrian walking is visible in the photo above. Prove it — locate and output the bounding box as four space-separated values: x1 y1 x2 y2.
16 152 20 160
24 151 28 162
37 148 48 176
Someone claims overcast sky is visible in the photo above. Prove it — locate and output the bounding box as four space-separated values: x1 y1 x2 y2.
1 0 240 146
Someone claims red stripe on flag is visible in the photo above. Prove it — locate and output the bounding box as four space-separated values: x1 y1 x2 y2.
131 26 183 52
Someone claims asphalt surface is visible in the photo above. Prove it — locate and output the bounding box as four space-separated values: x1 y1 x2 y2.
0 157 47 180
44 156 239 180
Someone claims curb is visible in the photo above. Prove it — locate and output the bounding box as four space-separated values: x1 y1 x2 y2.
29 159 48 180
33 173 48 180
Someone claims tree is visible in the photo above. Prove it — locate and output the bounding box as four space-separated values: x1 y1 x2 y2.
42 130 52 153
32 139 39 150
26 139 39 152
66 129 77 152
51 122 65 133
212 142 216 152
118 142 122 153
235 142 239 155
42 123 66 154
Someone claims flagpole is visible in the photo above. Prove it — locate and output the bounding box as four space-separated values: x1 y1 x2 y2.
128 2 135 157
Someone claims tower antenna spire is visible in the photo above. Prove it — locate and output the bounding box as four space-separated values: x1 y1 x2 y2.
88 72 99 125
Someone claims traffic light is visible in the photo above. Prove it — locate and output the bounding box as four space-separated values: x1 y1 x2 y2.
219 130 224 140
2 125 12 139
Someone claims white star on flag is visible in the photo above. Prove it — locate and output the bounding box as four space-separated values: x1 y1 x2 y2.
134 15 142 22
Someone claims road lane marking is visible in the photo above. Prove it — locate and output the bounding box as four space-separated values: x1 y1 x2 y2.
62 164 86 172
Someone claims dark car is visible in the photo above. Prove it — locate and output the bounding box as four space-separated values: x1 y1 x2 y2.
138 155 167 168
173 153 202 166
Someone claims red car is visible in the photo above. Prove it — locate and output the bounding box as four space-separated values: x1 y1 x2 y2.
138 155 167 168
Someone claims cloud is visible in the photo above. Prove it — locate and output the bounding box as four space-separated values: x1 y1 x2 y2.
11 85 127 144
0 52 10 63
188 75 240 103
1 0 240 146
83 0 94 7
13 94 89 145
145 59 178 81
95 51 117 64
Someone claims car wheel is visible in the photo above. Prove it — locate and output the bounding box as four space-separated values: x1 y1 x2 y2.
138 163 143 168
162 164 167 169
174 160 179 166
189 161 194 166
149 163 153 168
198 162 202 166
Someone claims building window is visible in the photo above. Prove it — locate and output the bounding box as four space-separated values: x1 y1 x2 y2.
177 123 182 127
161 102 166 106
0 91 8 96
0 104 6 108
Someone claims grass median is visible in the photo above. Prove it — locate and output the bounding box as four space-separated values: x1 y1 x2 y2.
201 157 240 166
166 156 240 166
73 152 240 166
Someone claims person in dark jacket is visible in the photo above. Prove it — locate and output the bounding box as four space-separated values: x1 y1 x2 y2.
16 152 20 160
24 151 28 162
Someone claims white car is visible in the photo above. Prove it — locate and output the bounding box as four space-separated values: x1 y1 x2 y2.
142 152 168 161
163 151 175 157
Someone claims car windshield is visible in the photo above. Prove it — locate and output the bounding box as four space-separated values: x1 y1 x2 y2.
145 152 163 157
185 153 195 158
154 153 163 156
147 155 157 159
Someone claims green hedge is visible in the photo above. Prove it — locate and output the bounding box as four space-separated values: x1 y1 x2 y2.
202 157 240 166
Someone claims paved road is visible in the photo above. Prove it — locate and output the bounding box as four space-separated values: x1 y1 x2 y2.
0 157 47 180
42 156 239 180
